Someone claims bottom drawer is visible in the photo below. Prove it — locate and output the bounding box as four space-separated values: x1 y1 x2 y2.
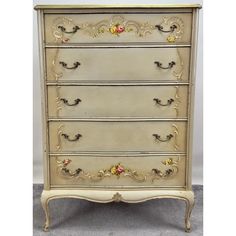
50 155 186 188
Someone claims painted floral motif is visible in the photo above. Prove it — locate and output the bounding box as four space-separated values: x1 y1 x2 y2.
109 24 126 35
162 158 176 166
110 163 125 175
167 35 176 43
63 159 71 166
56 158 180 183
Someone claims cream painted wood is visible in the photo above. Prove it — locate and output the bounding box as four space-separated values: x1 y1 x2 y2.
35 4 200 232
47 85 188 118
49 155 186 187
44 13 192 44
49 121 186 152
41 189 194 232
46 47 190 82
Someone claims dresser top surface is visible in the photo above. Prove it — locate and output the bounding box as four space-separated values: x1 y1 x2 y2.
34 4 202 10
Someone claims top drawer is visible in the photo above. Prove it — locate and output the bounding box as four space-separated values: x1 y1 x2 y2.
44 13 192 44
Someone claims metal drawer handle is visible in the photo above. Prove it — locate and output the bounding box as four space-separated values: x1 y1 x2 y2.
61 133 82 142
154 61 176 69
59 61 80 70
58 25 80 34
153 98 174 106
155 24 177 33
60 98 81 106
153 134 173 142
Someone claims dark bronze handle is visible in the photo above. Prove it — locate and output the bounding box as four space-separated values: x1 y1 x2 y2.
59 61 80 70
60 98 81 106
155 24 177 33
153 98 174 106
154 61 176 69
153 134 173 142
58 25 80 34
61 133 82 142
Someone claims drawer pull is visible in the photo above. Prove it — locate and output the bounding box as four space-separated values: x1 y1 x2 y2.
60 98 81 106
61 133 82 142
155 24 177 33
58 25 80 34
59 61 80 70
154 61 176 69
153 134 173 142
153 98 174 106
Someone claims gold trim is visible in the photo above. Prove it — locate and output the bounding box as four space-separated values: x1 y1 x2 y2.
56 124 64 151
81 15 154 38
34 4 202 10
55 85 62 117
172 124 179 151
173 86 181 117
173 48 184 81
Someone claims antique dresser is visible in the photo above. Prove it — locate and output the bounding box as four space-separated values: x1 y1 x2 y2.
35 4 201 232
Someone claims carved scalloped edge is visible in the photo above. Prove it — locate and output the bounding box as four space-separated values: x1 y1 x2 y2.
41 189 194 232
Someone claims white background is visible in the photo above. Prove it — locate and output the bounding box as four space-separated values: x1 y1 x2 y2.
33 0 203 185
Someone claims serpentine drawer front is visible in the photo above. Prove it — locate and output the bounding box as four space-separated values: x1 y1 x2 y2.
46 48 190 82
50 155 186 187
44 13 192 44
49 121 187 152
47 85 188 118
35 4 201 232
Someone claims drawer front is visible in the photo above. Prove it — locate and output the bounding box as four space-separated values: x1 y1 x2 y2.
46 48 190 82
45 13 192 44
48 85 188 118
49 121 186 152
50 155 186 187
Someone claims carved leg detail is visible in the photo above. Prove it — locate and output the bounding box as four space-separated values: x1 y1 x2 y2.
41 193 50 232
184 195 195 233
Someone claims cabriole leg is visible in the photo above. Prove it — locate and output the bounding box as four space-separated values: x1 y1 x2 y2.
41 193 50 232
184 194 195 232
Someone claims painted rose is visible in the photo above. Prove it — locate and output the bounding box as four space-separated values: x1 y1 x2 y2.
63 159 71 166
109 24 125 35
116 165 125 174
116 25 125 33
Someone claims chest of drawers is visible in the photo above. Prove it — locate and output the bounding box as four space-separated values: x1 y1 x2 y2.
35 4 201 232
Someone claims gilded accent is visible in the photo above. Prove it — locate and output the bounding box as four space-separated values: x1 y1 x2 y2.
112 193 123 202
173 86 181 117
56 124 64 151
172 124 179 151
158 16 184 42
51 48 63 81
80 15 154 38
55 85 62 117
151 156 180 182
173 48 184 81
55 158 180 183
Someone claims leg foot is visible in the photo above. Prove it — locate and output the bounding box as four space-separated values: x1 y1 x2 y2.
184 192 195 233
41 192 50 232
